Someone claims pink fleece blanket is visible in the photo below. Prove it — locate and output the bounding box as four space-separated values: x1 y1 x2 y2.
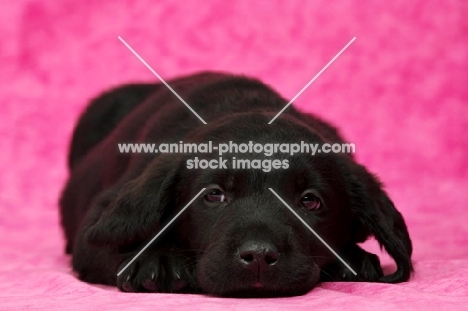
1 0 467 310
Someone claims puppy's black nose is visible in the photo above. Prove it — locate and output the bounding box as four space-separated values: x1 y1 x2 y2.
238 241 279 274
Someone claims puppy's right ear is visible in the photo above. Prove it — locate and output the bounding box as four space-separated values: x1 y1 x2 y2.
348 163 413 283
84 155 181 248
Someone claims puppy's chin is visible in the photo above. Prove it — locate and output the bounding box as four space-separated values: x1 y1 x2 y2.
196 256 321 297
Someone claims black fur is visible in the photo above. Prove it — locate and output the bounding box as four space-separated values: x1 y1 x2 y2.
60 71 413 297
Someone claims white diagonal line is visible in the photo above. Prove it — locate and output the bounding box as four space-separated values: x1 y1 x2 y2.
117 188 206 276
118 36 207 125
268 188 357 275
268 37 356 124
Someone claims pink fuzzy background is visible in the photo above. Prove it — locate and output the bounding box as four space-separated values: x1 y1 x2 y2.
1 0 467 310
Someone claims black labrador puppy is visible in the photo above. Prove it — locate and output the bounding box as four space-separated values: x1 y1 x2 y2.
60 72 412 297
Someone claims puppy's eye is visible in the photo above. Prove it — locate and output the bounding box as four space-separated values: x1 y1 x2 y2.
204 189 226 203
300 193 321 210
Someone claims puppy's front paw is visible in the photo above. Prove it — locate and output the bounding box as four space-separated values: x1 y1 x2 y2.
321 247 384 282
340 252 383 282
117 251 194 293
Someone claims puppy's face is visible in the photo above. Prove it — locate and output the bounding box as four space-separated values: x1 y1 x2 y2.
176 152 353 296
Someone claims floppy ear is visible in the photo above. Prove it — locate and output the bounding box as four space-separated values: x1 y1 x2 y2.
348 163 413 283
84 155 181 248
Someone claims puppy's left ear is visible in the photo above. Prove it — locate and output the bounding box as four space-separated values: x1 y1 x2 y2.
348 163 413 283
84 155 182 248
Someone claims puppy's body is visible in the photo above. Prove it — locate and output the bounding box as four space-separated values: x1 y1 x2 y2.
60 72 412 297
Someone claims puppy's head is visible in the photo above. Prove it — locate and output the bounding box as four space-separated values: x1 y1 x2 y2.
87 113 412 297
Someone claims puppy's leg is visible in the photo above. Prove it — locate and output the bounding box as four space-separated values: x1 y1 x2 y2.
73 233 196 293
320 244 383 282
116 247 196 293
